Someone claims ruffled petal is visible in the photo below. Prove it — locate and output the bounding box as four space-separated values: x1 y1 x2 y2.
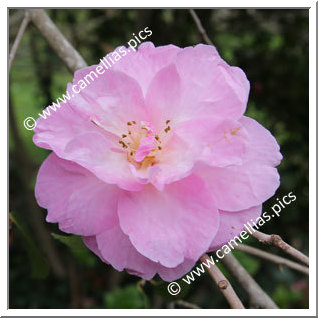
64 132 143 191
157 259 196 282
117 175 219 267
240 116 283 167
149 133 196 190
175 116 249 167
35 153 119 236
33 93 101 158
112 42 181 96
34 66 148 155
198 163 280 211
145 64 181 128
95 222 157 280
84 224 197 282
174 44 250 121
209 205 262 250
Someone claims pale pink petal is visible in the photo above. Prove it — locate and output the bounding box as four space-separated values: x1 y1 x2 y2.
175 116 249 167
35 153 119 236
209 205 262 250
117 175 219 267
145 64 181 128
175 44 250 121
84 223 197 281
82 236 108 263
33 95 101 158
135 135 157 162
71 68 149 136
240 116 283 167
149 133 195 190
112 42 181 96
157 259 197 282
198 163 280 212
96 222 157 280
64 132 143 191
34 66 148 156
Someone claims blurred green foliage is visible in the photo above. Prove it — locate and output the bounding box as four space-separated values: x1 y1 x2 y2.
103 284 145 309
51 233 96 267
9 8 308 309
10 212 49 279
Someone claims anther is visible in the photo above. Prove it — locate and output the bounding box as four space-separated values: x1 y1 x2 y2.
164 126 171 133
155 135 159 141
132 121 136 124
158 146 162 150
166 120 170 124
119 141 128 148
127 122 132 126
122 134 127 138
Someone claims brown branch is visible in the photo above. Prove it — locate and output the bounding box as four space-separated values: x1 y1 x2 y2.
200 254 245 309
250 229 309 266
189 9 213 45
9 12 30 71
172 300 201 309
221 253 278 309
235 244 309 275
26 9 87 73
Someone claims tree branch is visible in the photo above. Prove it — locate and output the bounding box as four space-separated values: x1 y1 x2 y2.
26 9 87 73
200 254 244 309
235 244 309 275
250 229 309 266
189 9 213 45
170 300 201 309
9 11 30 71
221 253 278 309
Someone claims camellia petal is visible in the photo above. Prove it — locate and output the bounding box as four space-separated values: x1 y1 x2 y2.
240 116 283 167
117 174 220 267
64 132 144 191
175 116 249 167
35 153 119 236
208 205 262 250
198 163 280 211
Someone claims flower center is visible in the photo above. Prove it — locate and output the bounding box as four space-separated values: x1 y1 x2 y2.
118 120 171 169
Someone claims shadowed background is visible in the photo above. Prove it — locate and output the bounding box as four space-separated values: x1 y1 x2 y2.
9 8 309 309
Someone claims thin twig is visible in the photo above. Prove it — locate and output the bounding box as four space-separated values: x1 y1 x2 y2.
235 244 309 275
221 253 278 309
200 254 244 309
250 229 309 266
189 9 213 45
9 12 30 71
26 9 87 73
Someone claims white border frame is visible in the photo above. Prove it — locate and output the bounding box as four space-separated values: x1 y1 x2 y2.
4 1 316 316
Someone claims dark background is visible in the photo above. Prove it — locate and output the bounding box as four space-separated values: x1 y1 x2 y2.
9 8 309 309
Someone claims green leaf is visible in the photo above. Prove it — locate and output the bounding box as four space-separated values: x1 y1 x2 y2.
51 233 95 266
10 211 49 279
272 284 302 308
103 284 145 309
51 233 86 251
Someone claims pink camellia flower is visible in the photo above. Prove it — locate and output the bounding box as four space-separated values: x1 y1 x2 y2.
34 42 282 281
